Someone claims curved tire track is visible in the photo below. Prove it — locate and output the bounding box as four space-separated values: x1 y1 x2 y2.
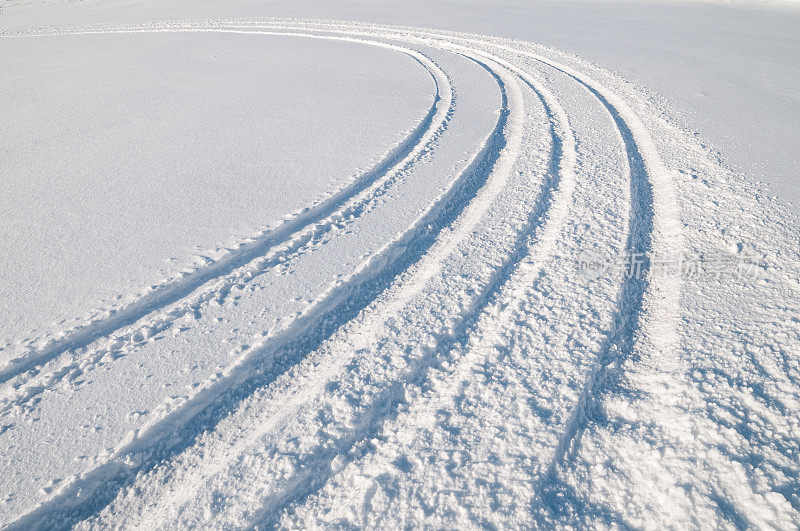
5 25 515 530
0 29 452 388
2 19 689 529
265 17 684 504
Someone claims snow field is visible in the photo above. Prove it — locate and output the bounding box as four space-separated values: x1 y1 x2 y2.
0 18 798 529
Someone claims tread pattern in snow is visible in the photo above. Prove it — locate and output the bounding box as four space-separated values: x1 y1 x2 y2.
0 18 798 529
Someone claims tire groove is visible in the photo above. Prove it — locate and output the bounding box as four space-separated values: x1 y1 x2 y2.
7 33 507 530
0 29 450 388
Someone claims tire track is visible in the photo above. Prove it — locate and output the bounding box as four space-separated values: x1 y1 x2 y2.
83 44 570 530
244 52 574 528
241 53 526 529
200 23 684 476
0 29 458 419
526 56 682 497
294 18 683 508
213 20 684 523
0 28 451 388
6 29 512 530
285 50 581 522
390 23 682 509
3 20 686 528
408 26 683 516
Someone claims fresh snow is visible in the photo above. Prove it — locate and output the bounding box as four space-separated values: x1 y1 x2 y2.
1 5 799 530
0 30 432 344
3 0 800 214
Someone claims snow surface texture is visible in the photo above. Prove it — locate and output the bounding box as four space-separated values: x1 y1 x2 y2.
3 0 800 217
0 18 799 530
0 31 432 343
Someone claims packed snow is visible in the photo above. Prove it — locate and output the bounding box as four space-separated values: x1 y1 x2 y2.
1 2 799 529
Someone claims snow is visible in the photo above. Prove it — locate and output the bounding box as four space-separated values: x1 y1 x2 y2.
0 30 432 343
1 4 799 530
3 0 800 213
